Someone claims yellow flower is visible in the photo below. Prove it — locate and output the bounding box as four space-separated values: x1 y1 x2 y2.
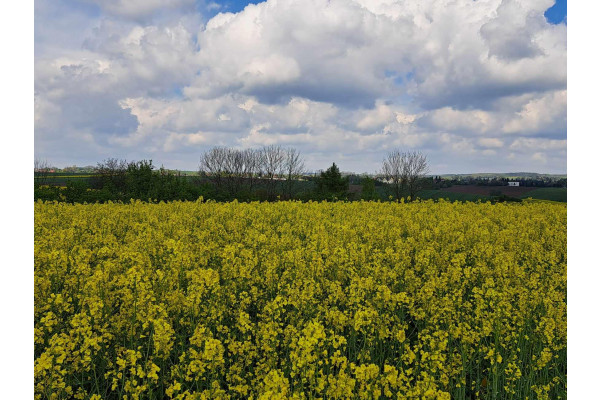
34 200 566 399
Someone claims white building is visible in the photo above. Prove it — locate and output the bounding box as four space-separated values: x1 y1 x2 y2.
508 181 519 187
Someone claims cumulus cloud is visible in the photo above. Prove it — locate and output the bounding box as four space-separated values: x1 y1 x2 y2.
479 0 550 61
35 0 567 173
478 138 504 149
355 103 397 131
80 0 196 19
185 0 566 110
503 90 567 137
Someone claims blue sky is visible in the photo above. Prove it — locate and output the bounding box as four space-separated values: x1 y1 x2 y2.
34 0 567 174
544 0 567 24
216 0 266 14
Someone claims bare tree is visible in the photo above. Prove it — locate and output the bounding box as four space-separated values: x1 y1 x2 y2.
380 150 404 200
199 147 228 191
261 145 286 200
381 150 429 201
403 151 429 200
200 145 303 200
34 158 51 187
232 148 259 196
283 148 305 199
93 158 128 191
242 148 262 193
221 148 240 195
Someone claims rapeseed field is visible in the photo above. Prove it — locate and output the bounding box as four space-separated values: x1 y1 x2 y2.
34 200 566 399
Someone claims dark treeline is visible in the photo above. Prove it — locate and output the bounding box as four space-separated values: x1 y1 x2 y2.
42 148 550 204
35 159 205 203
439 176 567 188
34 146 387 203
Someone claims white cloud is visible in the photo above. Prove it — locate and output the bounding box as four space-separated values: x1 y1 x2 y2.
356 103 396 131
531 152 547 163
81 0 196 18
503 90 567 136
509 137 567 151
240 55 301 87
479 0 551 61
425 107 496 133
35 0 567 173
396 113 417 125
478 138 504 148
181 0 566 112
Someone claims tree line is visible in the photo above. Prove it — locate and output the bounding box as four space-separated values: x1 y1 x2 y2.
34 148 431 203
199 145 305 201
448 176 567 188
35 159 204 203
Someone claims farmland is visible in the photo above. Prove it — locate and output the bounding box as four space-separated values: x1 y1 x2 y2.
417 186 567 203
35 200 566 399
35 171 567 205
441 185 537 197
520 188 568 203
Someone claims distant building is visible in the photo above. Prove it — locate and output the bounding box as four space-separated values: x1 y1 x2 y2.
508 181 519 187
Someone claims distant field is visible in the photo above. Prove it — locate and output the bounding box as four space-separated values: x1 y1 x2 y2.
35 174 91 186
416 185 566 203
416 189 489 202
439 172 567 179
35 174 93 178
35 174 567 203
442 185 537 197
519 187 567 202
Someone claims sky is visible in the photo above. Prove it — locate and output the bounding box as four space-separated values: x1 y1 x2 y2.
34 0 567 174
